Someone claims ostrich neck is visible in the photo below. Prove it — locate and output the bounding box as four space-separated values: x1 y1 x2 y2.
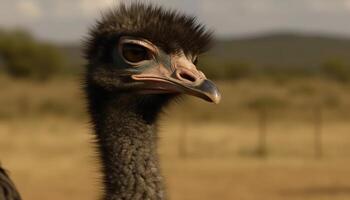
89 92 167 200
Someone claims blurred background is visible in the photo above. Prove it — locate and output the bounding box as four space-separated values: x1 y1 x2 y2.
1 0 350 199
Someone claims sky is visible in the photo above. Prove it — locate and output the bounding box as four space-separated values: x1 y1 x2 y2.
1 0 350 42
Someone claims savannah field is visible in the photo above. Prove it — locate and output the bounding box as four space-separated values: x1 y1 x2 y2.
1 76 350 200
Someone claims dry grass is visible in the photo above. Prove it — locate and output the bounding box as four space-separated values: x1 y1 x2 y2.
2 117 350 200
1 77 350 200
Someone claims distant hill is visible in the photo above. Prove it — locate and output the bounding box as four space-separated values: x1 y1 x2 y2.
59 32 350 72
208 33 350 69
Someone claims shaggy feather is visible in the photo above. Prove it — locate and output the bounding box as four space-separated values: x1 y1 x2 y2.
0 167 21 200
84 2 213 62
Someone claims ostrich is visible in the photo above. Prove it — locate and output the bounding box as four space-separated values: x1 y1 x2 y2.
0 2 220 200
0 168 21 200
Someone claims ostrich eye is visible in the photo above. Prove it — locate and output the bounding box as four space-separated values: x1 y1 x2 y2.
122 43 151 63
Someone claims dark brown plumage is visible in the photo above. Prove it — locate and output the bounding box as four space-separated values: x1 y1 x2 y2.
84 2 213 63
0 167 21 200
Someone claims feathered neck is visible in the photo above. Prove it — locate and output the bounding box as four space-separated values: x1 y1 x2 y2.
86 85 173 200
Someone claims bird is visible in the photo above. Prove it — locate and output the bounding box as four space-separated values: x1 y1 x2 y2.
0 2 221 200
84 2 221 199
0 167 21 200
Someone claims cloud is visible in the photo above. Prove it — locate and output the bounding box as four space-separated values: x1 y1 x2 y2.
343 0 350 10
306 0 350 12
2 0 350 42
16 0 42 20
79 0 117 16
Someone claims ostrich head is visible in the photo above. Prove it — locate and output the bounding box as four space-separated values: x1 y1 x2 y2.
84 3 221 118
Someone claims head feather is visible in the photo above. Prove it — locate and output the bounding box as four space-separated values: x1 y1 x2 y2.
84 2 213 61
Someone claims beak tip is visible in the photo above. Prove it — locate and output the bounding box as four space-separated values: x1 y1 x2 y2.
209 88 221 104
212 93 221 104
199 79 221 104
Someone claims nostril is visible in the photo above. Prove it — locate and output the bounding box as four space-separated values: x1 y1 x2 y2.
179 72 197 82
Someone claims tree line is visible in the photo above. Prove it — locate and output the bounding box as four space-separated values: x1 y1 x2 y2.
0 29 66 80
1 29 350 82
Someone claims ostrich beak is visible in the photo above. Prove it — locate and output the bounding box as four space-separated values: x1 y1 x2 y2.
131 55 221 104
